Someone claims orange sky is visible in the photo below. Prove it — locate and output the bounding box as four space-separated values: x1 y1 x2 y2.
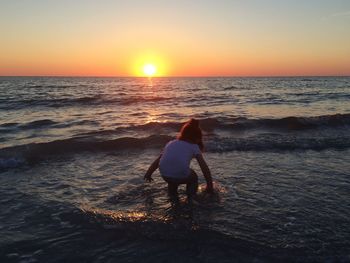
0 1 349 76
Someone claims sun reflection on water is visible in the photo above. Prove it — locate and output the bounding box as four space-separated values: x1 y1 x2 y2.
81 206 150 223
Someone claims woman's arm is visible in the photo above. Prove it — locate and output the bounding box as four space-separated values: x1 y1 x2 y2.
195 154 213 192
144 154 162 181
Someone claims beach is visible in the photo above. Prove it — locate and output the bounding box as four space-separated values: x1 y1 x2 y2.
1 77 350 262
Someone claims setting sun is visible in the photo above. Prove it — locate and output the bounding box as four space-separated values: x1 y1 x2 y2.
143 64 156 77
130 52 168 77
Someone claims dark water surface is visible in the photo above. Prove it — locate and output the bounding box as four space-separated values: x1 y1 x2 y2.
1 77 350 262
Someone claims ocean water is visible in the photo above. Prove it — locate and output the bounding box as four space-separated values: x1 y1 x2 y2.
0 76 350 262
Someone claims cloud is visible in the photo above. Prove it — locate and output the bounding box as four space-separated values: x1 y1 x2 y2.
321 10 350 21
330 11 350 17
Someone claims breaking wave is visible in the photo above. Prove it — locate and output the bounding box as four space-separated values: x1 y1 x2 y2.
1 134 349 171
0 95 173 110
1 113 350 171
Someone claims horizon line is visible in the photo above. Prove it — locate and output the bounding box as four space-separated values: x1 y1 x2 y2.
1 75 350 78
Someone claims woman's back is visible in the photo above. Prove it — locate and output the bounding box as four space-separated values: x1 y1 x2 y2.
159 139 201 179
144 118 213 195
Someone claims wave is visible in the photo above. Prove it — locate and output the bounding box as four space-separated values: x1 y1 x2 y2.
0 135 172 167
0 96 98 109
225 113 350 131
0 122 19 128
20 119 58 129
0 95 172 110
1 131 350 171
78 114 350 137
206 135 350 152
0 119 99 132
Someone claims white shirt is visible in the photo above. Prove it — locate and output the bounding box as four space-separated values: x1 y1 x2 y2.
159 139 201 179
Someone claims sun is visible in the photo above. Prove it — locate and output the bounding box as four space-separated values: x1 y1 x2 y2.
143 64 156 77
131 54 168 76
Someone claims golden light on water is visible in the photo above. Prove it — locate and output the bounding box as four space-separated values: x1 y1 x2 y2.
81 206 173 224
82 207 148 222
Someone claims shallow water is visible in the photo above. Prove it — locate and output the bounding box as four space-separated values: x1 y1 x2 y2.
1 77 350 262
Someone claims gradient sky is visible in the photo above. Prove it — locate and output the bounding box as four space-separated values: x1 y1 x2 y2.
1 0 350 76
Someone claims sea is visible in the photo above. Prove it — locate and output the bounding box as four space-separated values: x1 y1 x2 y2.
0 76 349 262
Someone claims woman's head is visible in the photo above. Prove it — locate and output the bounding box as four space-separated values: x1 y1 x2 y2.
178 118 204 151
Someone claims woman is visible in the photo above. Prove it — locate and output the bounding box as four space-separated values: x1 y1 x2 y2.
144 118 213 197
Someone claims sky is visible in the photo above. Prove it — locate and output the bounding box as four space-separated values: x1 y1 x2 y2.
0 0 350 76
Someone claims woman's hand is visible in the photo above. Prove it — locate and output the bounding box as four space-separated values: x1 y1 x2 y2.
143 154 161 182
195 154 213 193
144 174 153 182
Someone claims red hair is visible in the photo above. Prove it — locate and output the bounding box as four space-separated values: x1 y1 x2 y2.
178 118 204 151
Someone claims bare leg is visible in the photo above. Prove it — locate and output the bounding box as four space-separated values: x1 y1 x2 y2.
168 183 179 197
186 169 198 197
